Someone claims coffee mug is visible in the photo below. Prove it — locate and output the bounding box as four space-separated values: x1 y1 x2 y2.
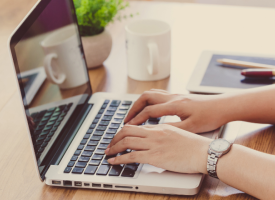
125 19 171 81
41 24 88 89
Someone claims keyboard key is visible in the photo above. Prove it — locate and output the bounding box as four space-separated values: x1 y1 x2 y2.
101 104 108 109
77 145 85 150
67 161 75 167
99 121 110 126
87 129 94 134
121 169 136 177
101 159 110 165
92 154 103 160
119 105 130 110
110 100 121 107
95 149 105 155
79 156 90 162
117 110 128 115
98 143 109 149
44 137 51 142
41 142 48 148
49 116 58 122
96 165 111 175
92 119 99 124
107 107 117 111
96 126 107 131
80 139 88 145
101 139 112 144
102 115 112 121
71 155 78 161
90 124 96 129
122 101 132 105
81 151 93 157
89 160 100 165
98 109 105 114
124 164 139 171
106 129 117 134
115 113 125 119
64 167 72 173
103 134 115 139
109 165 124 176
52 112 61 117
84 165 98 175
104 100 110 104
112 118 123 123
83 134 91 139
85 146 95 151
72 167 84 174
95 114 102 119
74 150 81 155
90 136 101 141
75 161 88 168
109 123 120 129
105 111 115 116
87 141 98 146
93 131 104 136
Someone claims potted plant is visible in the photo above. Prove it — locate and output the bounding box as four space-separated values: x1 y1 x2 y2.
73 0 129 69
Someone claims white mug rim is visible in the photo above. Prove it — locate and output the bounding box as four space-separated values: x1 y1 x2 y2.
125 19 171 37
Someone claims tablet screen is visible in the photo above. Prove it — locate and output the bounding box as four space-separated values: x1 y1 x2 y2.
200 54 275 89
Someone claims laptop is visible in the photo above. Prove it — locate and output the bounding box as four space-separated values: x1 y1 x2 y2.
9 0 222 195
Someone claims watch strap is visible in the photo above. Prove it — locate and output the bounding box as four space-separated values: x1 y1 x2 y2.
207 152 219 179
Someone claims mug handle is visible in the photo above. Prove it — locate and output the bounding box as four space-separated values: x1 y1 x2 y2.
147 42 160 75
44 53 66 85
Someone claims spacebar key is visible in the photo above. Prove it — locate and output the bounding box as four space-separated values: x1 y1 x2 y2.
96 165 111 175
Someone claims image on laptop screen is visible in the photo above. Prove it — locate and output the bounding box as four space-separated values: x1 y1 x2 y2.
10 0 92 172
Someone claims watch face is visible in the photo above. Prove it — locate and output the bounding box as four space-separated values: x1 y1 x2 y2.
210 139 230 152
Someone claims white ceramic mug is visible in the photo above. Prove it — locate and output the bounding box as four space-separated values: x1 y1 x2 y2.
125 19 171 81
41 24 88 89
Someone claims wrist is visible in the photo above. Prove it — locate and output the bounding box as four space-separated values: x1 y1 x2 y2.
196 137 212 174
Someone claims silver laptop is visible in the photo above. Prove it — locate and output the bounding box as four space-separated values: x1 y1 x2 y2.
9 0 222 195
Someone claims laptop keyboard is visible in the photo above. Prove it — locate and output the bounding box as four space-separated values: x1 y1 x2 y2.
64 100 159 177
30 103 72 159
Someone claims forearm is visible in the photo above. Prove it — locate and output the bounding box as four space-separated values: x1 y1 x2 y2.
219 84 275 124
216 144 275 200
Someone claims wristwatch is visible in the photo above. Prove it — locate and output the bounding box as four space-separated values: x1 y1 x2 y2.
207 138 232 179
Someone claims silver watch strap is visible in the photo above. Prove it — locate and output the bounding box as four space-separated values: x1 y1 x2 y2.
207 153 219 179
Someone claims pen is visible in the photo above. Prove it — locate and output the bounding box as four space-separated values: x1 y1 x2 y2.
241 69 275 77
217 59 275 69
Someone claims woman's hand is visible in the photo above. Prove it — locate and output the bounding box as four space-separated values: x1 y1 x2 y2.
124 89 231 133
105 124 211 174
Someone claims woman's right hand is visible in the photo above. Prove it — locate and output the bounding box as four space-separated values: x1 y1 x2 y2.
125 89 231 133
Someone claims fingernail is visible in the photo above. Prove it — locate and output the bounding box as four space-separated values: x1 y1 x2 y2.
108 158 115 164
105 148 110 154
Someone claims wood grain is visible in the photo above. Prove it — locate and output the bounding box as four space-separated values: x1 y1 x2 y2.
1 0 275 200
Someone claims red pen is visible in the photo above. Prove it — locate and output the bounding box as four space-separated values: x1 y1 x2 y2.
241 69 275 77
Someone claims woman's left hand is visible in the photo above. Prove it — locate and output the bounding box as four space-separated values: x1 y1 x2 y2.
105 124 211 174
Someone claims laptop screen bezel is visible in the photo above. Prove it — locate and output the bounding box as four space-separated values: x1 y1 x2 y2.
9 0 93 181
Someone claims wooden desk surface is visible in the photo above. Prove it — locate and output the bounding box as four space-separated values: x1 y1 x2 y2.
1 0 275 199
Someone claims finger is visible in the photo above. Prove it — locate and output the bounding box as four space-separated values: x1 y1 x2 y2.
124 91 173 123
108 125 148 148
105 137 150 155
128 102 178 125
108 151 148 165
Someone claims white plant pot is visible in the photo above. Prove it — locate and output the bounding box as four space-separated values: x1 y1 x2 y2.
81 29 112 69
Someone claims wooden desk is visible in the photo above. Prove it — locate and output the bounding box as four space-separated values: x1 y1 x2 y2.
1 0 275 199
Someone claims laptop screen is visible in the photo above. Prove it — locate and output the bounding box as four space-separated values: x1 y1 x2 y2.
10 0 92 179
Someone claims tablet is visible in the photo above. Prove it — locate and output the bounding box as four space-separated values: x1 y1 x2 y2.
186 51 275 94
